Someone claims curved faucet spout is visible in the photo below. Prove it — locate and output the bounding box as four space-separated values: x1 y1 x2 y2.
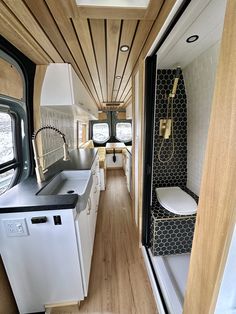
32 125 70 183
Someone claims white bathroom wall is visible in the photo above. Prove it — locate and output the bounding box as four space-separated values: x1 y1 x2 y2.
40 107 76 168
183 41 220 195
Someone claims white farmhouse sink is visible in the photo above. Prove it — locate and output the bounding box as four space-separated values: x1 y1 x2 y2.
38 170 92 211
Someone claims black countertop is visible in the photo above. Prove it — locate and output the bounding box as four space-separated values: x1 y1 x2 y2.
0 149 97 213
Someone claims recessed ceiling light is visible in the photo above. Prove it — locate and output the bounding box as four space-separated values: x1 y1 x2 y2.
115 75 121 79
120 45 129 52
186 35 199 43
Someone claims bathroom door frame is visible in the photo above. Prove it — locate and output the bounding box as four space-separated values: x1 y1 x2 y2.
142 55 157 246
184 0 236 312
141 0 192 246
142 0 236 312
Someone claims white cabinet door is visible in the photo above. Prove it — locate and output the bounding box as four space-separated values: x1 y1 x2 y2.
75 155 101 297
89 156 100 246
0 209 84 314
90 181 98 246
75 201 92 296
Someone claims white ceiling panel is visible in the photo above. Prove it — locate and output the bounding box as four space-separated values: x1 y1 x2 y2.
157 0 227 69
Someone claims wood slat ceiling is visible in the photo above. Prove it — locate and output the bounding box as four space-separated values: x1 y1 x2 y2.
0 0 165 109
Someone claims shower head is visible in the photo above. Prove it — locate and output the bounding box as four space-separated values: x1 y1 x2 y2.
175 66 181 79
170 66 181 98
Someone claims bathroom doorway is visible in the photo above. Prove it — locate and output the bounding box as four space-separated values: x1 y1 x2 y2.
142 0 229 312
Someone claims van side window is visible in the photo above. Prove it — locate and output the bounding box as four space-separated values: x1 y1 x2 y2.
0 50 32 195
0 111 16 194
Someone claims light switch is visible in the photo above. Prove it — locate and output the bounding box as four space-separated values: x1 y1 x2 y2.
3 219 29 237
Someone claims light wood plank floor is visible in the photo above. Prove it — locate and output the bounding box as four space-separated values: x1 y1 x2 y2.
52 170 157 314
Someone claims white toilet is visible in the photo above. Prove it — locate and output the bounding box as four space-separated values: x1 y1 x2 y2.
155 186 197 215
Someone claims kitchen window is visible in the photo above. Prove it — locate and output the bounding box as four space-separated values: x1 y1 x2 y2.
92 123 110 144
115 122 132 142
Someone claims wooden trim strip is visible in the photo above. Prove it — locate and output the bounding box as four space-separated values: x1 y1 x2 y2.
23 0 66 62
88 19 105 103
111 20 123 103
144 0 164 20
3 0 63 63
123 87 132 103
184 0 236 312
114 21 140 101
0 1 51 64
77 6 146 20
113 20 138 101
89 19 107 104
106 19 122 102
116 20 153 101
71 18 102 107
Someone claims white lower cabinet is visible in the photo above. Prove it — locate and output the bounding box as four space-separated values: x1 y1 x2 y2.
0 155 101 313
75 155 100 296
90 156 100 246
75 199 92 296
0 209 84 314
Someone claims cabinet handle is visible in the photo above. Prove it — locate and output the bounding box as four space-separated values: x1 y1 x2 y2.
92 170 96 175
94 187 97 194
87 197 91 215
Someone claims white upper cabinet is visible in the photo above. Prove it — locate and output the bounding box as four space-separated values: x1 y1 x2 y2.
41 63 74 106
41 63 98 117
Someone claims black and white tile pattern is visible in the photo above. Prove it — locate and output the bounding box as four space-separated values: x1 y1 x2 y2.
150 69 198 256
152 69 187 188
150 216 196 256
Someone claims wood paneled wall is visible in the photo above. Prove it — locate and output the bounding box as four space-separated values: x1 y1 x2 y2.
98 112 108 120
184 0 236 312
116 112 126 120
0 58 23 99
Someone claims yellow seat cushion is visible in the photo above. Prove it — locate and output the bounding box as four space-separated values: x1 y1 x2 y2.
81 140 94 149
97 147 106 169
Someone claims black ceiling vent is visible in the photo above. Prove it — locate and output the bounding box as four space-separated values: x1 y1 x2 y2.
104 102 121 106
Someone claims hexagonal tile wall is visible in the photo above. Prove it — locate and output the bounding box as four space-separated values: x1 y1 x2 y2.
149 69 198 256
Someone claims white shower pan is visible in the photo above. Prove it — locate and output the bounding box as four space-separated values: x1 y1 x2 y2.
149 249 190 314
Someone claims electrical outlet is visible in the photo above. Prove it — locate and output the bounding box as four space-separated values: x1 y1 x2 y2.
3 219 29 237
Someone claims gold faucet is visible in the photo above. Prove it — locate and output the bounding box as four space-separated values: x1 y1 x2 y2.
32 125 70 183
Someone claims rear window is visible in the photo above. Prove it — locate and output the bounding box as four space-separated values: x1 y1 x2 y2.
92 123 110 143
115 122 132 142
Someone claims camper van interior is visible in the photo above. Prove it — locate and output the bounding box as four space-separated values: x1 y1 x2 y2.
0 0 236 313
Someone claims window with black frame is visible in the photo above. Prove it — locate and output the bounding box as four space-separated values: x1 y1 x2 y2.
92 122 110 144
0 46 33 195
115 121 132 143
0 111 16 194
